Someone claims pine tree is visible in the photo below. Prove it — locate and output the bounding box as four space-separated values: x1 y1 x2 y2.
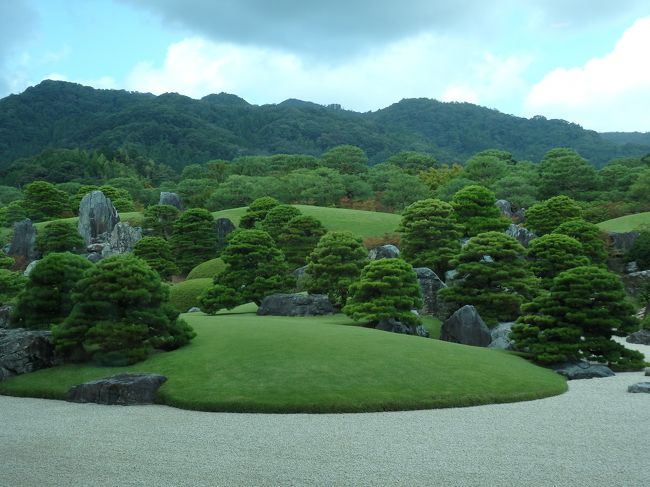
451 185 510 237
526 234 590 287
170 208 216 274
261 204 302 237
23 181 70 221
134 236 179 280
552 218 608 265
35 221 85 255
143 204 180 239
398 198 462 276
239 196 280 229
525 195 582 236
277 215 327 268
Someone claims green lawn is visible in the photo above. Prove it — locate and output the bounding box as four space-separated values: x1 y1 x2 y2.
598 212 650 232
0 311 566 413
213 205 402 239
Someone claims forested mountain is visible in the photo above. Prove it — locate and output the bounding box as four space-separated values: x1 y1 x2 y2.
0 80 648 172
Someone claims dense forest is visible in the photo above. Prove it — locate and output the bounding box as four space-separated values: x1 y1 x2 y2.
1 80 648 175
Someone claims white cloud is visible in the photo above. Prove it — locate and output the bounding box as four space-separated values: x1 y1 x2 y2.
525 16 650 131
125 35 530 112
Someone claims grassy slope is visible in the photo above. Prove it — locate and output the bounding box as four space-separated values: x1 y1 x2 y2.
213 205 402 239
598 212 650 232
0 311 566 413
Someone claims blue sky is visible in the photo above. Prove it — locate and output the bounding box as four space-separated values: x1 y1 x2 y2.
1 0 650 132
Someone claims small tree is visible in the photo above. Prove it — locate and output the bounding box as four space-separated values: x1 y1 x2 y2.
552 218 608 265
398 198 462 276
439 232 539 324
23 181 70 221
628 230 650 269
344 258 422 326
277 215 327 268
0 269 26 306
526 234 590 287
321 145 368 174
306 231 368 307
52 254 195 365
170 208 216 274
261 204 302 237
143 204 179 239
134 236 179 280
525 195 582 236
451 185 510 237
14 252 92 329
239 196 280 229
35 221 85 255
511 266 645 369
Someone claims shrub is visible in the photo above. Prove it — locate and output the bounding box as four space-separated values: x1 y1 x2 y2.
186 258 227 280
23 181 70 221
628 230 650 269
277 215 327 268
451 185 509 237
240 196 280 229
0 269 26 306
525 195 582 236
35 221 84 255
552 218 608 265
261 204 302 237
133 236 179 280
169 278 213 312
526 234 590 287
170 208 216 274
143 204 179 239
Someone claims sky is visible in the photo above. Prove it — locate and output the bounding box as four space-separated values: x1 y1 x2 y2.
1 0 649 132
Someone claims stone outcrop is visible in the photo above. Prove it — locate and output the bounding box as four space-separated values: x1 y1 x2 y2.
488 322 515 350
7 219 38 265
257 293 336 316
626 329 650 345
495 200 513 219
78 191 120 246
214 218 236 252
607 232 639 254
506 224 536 247
621 270 650 298
440 305 491 347
159 191 183 210
375 317 429 338
627 382 650 393
0 328 55 380
551 362 615 380
0 305 13 328
368 245 400 260
65 373 168 405
23 259 40 277
103 222 142 256
414 267 446 317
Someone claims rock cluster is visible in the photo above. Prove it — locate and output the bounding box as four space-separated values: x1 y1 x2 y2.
488 322 515 350
257 293 336 316
65 373 168 405
626 329 650 345
375 317 429 338
0 328 55 380
551 362 615 380
78 191 120 246
506 224 536 247
368 245 400 260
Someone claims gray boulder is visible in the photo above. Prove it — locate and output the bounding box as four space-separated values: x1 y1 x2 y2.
488 322 515 350
214 218 236 252
414 267 446 317
159 191 183 210
506 224 536 247
551 361 615 380
257 293 336 316
375 317 429 338
7 219 38 265
626 329 650 345
645 367 650 377
368 245 400 260
440 305 491 347
625 261 639 273
187 307 201 313
293 265 309 280
65 373 168 405
23 259 40 277
627 382 650 393
608 232 639 254
78 191 120 245
0 305 13 328
0 328 55 380
495 200 513 219
103 222 142 256
87 252 102 263
621 270 650 298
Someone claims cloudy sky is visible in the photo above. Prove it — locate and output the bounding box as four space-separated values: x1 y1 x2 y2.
1 0 649 132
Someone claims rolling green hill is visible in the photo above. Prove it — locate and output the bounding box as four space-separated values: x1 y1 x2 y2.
598 212 650 232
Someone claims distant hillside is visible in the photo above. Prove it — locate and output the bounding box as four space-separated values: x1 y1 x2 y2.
601 132 650 147
0 80 648 172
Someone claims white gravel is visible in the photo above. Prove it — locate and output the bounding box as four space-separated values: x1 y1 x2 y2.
2 342 649 487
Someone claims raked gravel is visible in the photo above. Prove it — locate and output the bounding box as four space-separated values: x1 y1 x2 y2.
1 344 649 486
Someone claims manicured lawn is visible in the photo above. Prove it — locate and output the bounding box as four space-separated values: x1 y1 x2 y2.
598 212 650 232
213 205 402 239
0 311 566 413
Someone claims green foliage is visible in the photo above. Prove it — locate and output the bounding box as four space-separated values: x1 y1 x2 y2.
526 234 590 286
451 185 510 237
419 164 464 192
439 232 539 324
385 151 438 174
175 178 216 209
537 148 599 200
321 145 368 174
35 221 84 255
525 195 582 236
628 230 650 269
52 254 195 365
14 253 92 329
463 150 510 187
0 200 27 227
239 196 280 229
380 172 431 211
133 236 179 280
306 231 368 307
0 269 26 306
198 284 242 314
552 218 608 265
277 215 327 268
511 266 645 369
0 185 23 206
186 258 227 280
0 252 15 269
72 185 135 213
169 278 213 312
170 208 216 274
493 175 539 209
344 258 422 326
22 181 70 221
142 204 179 239
628 169 650 208
261 204 302 237
398 198 461 276
280 168 346 206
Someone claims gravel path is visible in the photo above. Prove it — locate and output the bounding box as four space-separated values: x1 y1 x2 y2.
1 368 649 487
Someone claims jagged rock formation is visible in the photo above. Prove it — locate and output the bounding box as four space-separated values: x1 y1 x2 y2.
440 305 491 347
77 191 119 246
159 192 183 210
7 219 38 265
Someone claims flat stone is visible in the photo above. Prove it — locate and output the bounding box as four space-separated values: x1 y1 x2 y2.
551 361 615 380
187 307 201 313
257 293 336 316
65 373 168 405
626 329 650 345
627 382 650 393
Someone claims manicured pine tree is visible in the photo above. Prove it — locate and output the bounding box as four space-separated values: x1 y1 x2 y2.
552 218 608 265
261 204 302 237
14 252 92 329
22 181 70 221
511 265 645 369
526 233 590 287
170 208 216 274
134 236 179 280
343 258 422 326
239 196 280 229
398 198 462 276
53 254 195 365
628 230 650 270
438 231 539 324
525 195 582 236
451 185 510 237
143 204 180 239
306 231 368 307
276 215 327 268
35 221 85 255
